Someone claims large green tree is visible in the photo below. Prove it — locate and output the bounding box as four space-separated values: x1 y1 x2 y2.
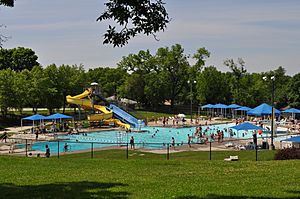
196 66 231 105
262 66 290 108
287 73 300 108
155 44 190 107
224 58 247 105
0 69 15 116
57 64 87 113
87 67 126 98
118 50 157 105
0 47 39 71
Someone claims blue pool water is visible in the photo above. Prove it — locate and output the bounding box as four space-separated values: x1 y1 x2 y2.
21 123 275 153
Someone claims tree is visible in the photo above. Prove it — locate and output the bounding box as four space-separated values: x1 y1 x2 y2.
0 47 39 71
196 66 231 105
118 50 157 105
0 69 15 116
0 0 14 7
97 0 169 47
192 47 210 72
262 66 290 108
57 64 87 113
87 67 126 98
224 58 247 104
144 72 166 108
118 73 146 104
155 44 190 107
13 69 31 114
287 73 300 108
1 0 169 47
43 64 62 114
27 66 50 113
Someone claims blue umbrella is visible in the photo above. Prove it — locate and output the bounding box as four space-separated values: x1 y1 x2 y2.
281 136 300 143
235 106 252 111
230 122 266 138
230 122 265 131
201 104 214 108
227 104 242 118
201 104 214 116
45 113 73 120
212 104 228 117
21 114 46 129
23 114 46 120
227 104 242 109
282 108 300 120
247 103 281 116
282 108 300 114
213 103 228 109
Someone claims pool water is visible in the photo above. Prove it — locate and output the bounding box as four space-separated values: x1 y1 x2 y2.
21 123 278 153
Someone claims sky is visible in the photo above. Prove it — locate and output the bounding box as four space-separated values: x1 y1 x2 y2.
1 0 300 75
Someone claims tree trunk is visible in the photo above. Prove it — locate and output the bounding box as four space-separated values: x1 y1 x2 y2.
63 93 66 113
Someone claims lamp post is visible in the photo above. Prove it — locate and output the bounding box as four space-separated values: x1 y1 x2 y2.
187 80 197 122
263 76 275 150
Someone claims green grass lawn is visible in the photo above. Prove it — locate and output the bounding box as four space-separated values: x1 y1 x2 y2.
0 150 299 199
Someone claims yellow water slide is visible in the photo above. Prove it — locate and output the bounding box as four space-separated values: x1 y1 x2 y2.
66 89 130 129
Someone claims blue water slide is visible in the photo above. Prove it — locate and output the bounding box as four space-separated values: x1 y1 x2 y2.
109 104 145 128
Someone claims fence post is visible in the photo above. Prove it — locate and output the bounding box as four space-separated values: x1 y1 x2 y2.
209 141 212 160
25 139 28 157
126 142 128 159
57 140 60 159
255 144 258 161
167 143 169 160
91 142 94 159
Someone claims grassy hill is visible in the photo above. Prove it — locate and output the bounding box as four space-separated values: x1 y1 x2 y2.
0 150 299 199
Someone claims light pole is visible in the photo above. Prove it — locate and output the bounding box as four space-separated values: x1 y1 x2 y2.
187 80 197 122
263 76 275 150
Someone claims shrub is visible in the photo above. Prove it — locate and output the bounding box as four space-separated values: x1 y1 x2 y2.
274 147 300 160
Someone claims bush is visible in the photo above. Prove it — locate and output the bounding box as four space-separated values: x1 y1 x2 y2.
274 147 300 160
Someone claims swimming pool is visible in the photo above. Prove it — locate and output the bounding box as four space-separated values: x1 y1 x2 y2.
21 123 282 153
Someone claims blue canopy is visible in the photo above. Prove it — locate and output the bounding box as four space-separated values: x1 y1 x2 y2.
201 104 214 108
46 113 73 120
281 136 300 143
22 114 46 121
247 103 281 116
230 122 265 131
282 108 300 114
235 106 252 111
213 103 228 109
227 104 242 109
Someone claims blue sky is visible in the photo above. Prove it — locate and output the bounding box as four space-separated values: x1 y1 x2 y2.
1 0 300 75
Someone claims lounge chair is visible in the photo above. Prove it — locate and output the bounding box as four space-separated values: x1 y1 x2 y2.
224 155 239 161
